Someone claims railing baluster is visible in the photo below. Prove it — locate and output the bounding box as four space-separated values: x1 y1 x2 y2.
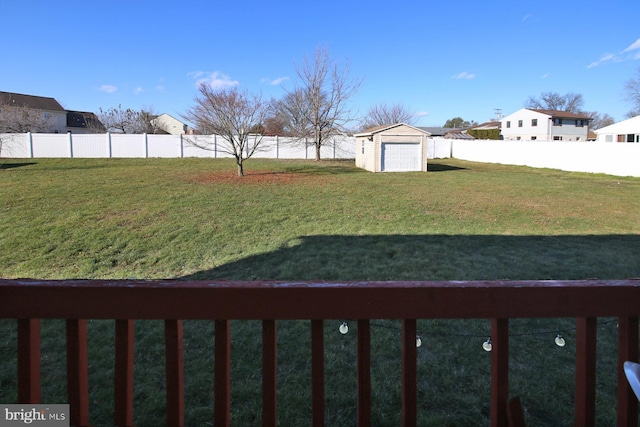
311 320 325 427
491 318 509 427
262 320 277 427
66 319 90 427
114 319 135 427
617 316 638 427
402 319 417 427
214 320 231 427
165 320 184 427
17 319 40 404
357 319 371 426
575 317 597 427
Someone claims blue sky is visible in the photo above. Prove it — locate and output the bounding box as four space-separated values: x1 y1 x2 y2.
1 0 639 127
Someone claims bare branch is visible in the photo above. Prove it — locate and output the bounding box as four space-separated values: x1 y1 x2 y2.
359 103 417 130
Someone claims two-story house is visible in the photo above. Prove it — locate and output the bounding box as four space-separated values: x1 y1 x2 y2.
500 108 592 141
0 91 105 134
0 91 68 133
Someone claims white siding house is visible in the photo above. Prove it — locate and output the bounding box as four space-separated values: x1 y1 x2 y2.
500 108 591 141
354 123 431 172
594 115 640 143
153 113 191 135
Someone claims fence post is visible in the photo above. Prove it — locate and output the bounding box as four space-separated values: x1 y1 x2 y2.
68 132 73 158
180 134 184 158
27 132 33 158
144 133 148 158
107 133 112 158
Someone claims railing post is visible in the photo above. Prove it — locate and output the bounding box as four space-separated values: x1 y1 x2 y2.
114 319 135 427
214 320 231 427
262 320 277 427
311 320 325 427
575 317 597 427
491 318 509 427
617 317 639 427
165 320 184 427
357 319 371 426
402 319 417 427
66 319 90 427
17 319 40 403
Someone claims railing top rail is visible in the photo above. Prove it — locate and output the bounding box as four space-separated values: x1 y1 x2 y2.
2 279 639 320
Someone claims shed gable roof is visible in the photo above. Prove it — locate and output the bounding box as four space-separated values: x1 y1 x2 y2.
354 122 431 137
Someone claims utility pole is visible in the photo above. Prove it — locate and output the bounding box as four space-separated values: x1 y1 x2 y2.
494 108 503 121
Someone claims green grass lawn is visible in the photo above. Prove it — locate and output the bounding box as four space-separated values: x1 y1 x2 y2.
1 157 639 426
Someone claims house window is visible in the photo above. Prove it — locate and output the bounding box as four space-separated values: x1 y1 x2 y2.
618 135 625 142
506 121 511 128
553 136 563 141
576 120 584 127
518 120 523 127
531 119 537 127
531 136 537 140
516 136 521 140
553 118 562 126
361 140 365 154
605 135 613 142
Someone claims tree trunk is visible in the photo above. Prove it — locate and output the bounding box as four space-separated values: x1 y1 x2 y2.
237 160 244 176
315 142 321 161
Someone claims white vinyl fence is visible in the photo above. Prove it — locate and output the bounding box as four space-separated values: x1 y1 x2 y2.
0 133 356 160
452 139 640 177
2 133 639 177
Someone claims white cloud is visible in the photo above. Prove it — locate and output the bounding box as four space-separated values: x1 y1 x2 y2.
541 73 550 79
588 38 640 68
414 111 429 118
261 76 289 86
134 87 143 94
189 71 239 89
522 14 532 22
587 53 616 68
452 71 476 80
623 38 640 52
99 85 117 93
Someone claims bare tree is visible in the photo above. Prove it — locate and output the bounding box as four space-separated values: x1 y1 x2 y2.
98 104 154 134
284 46 361 160
0 98 56 133
0 99 56 156
183 84 268 176
624 67 640 117
525 92 584 113
581 111 615 130
359 103 416 130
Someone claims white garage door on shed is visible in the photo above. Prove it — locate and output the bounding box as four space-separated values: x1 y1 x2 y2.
382 143 421 171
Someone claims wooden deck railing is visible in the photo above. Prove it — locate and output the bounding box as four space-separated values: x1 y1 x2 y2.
1 279 639 426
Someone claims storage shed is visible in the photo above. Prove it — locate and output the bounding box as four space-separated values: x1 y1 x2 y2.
354 123 431 172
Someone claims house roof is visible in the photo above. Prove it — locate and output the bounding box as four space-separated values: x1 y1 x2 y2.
594 114 640 135
468 121 501 130
418 127 458 136
444 130 474 140
354 122 431 137
0 91 65 112
525 109 592 120
66 110 106 132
